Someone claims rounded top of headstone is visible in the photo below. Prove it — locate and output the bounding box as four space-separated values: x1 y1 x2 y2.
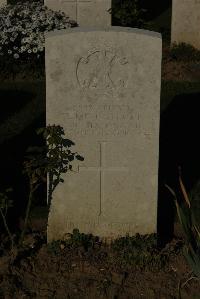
45 26 162 39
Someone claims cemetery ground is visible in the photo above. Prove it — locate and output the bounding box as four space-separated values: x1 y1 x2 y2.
0 7 200 299
0 230 199 299
0 43 200 299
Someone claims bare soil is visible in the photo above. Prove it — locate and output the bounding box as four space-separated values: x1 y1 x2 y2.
0 231 200 299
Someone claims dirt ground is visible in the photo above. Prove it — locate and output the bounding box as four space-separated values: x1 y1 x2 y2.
0 231 200 299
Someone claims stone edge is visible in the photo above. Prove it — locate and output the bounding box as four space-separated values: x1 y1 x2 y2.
45 26 162 39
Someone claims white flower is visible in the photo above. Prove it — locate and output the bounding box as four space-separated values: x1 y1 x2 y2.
21 45 26 52
14 53 19 59
17 25 23 30
12 32 18 37
27 49 32 53
38 46 44 52
12 26 17 32
8 49 12 54
25 37 31 43
29 33 35 39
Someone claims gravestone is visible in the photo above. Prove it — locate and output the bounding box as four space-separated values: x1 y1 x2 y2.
45 27 162 242
44 0 111 27
0 0 6 6
171 0 200 49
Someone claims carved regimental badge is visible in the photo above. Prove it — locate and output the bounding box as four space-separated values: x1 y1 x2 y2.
76 49 129 99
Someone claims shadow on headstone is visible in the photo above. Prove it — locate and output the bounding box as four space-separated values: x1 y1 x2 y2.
158 92 200 245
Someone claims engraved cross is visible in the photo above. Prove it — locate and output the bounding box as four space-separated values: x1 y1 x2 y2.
78 142 129 216
63 0 92 22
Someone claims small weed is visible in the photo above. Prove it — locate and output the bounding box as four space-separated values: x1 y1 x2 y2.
0 188 14 251
47 229 100 255
166 168 200 279
64 228 100 251
47 239 65 255
166 168 200 299
111 233 169 270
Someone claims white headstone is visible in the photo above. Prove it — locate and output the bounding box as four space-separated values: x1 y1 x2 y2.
44 0 111 27
45 27 162 242
171 0 200 49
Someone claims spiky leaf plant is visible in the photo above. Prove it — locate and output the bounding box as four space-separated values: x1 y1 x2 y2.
166 169 200 279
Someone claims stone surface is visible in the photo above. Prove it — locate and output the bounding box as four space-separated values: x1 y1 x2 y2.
45 27 162 242
0 0 6 6
44 0 111 27
171 0 200 49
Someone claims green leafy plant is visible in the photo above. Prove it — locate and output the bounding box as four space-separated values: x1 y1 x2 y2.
64 228 100 251
47 229 99 254
188 181 200 227
36 125 84 209
20 148 47 245
165 169 200 297
111 233 169 270
0 187 14 250
20 124 84 245
109 0 147 28
170 42 200 62
47 239 66 255
0 125 84 249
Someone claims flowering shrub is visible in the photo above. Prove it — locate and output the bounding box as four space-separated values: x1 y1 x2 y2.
0 1 77 77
